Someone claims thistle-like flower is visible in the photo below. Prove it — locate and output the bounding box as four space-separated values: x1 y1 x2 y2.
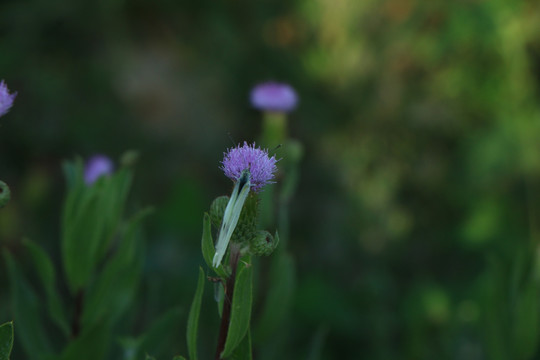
213 142 278 267
0 80 16 117
84 155 114 185
250 82 298 113
221 142 278 193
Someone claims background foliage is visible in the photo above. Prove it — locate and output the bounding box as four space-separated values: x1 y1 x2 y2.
2 0 540 359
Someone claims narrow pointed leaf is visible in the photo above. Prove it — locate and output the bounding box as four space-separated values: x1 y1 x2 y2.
222 258 253 358
23 239 70 337
254 252 295 342
0 322 14 360
4 252 53 360
202 213 228 278
187 267 206 360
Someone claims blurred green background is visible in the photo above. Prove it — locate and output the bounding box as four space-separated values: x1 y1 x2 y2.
2 0 540 359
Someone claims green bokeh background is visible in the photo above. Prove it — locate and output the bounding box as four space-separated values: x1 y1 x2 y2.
2 0 540 359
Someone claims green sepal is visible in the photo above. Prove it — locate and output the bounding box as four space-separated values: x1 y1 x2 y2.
249 231 279 257
221 257 253 358
230 195 258 245
0 321 14 360
210 196 229 229
187 267 206 360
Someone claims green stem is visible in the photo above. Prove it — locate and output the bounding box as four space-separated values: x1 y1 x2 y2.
71 289 85 338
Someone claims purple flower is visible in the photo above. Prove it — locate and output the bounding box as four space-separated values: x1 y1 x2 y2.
250 82 298 112
84 155 114 185
221 142 278 192
0 80 17 117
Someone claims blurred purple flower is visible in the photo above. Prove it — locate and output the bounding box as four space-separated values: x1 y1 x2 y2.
221 142 278 192
250 82 298 112
84 155 114 185
0 80 16 117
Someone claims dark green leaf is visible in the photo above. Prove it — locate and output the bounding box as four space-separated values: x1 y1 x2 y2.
254 252 295 343
23 239 70 337
4 251 53 360
187 267 206 360
60 322 112 360
222 258 253 358
0 322 14 360
123 307 182 360
81 207 152 328
513 284 540 359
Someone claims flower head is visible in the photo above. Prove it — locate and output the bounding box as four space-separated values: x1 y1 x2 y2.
0 80 17 117
221 142 277 192
250 82 298 112
84 155 114 185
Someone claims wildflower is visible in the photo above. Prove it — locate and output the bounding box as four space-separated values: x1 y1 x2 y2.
84 155 114 185
221 142 278 193
0 80 16 117
250 82 298 112
213 142 278 267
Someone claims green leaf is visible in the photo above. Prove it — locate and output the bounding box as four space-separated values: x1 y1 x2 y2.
229 328 252 360
172 357 187 360
122 307 182 360
4 251 53 360
201 213 228 279
61 160 135 294
61 178 106 293
187 267 206 360
81 207 152 328
254 252 295 343
60 322 112 360
0 322 14 360
202 213 214 268
23 239 70 337
221 259 253 358
513 284 540 359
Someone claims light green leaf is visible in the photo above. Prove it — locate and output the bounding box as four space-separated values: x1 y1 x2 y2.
187 267 206 360
222 258 253 358
201 213 228 278
0 322 14 360
23 239 70 337
172 357 187 360
230 328 252 360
